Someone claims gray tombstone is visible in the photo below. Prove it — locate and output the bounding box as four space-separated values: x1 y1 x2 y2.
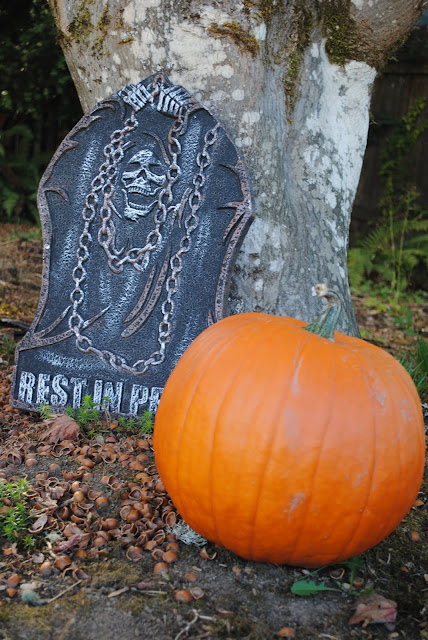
10 73 254 416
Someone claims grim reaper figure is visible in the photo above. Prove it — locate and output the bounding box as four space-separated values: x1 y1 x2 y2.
12 73 254 411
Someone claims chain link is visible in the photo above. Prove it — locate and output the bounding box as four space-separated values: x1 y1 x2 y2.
69 87 219 376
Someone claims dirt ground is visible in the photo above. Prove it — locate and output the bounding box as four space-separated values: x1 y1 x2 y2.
0 223 427 640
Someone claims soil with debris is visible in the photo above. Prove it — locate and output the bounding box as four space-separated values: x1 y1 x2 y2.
0 224 427 640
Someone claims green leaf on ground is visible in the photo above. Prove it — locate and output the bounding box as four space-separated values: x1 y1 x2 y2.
291 580 340 596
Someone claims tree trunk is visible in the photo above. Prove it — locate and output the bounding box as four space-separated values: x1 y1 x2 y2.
48 0 426 336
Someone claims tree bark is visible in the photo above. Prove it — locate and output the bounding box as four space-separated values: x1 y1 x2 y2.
48 0 426 335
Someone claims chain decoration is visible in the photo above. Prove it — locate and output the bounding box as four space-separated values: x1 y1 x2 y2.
68 78 220 376
98 110 187 274
69 112 138 341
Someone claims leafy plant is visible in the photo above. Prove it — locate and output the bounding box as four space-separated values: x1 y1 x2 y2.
138 410 154 434
65 394 154 435
291 556 365 596
400 338 428 399
0 331 16 364
66 394 102 432
0 0 81 222
118 410 154 434
348 215 428 296
0 478 34 548
339 556 363 586
0 125 45 221
39 403 54 419
348 98 428 300
291 579 340 596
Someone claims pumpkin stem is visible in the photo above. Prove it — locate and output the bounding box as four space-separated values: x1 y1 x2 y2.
304 283 342 341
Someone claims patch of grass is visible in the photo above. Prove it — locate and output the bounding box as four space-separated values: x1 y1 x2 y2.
6 227 42 242
0 331 16 364
39 402 54 419
66 393 103 433
0 478 35 548
353 284 426 339
64 394 154 436
400 337 428 399
118 410 153 435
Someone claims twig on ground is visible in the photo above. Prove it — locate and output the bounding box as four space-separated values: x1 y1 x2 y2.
30 580 83 606
174 610 216 640
174 610 199 640
44 579 83 604
108 586 130 598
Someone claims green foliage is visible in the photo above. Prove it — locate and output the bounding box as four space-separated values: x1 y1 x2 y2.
118 410 154 435
139 410 154 434
0 124 48 222
0 478 29 503
66 394 103 432
0 478 35 548
348 98 428 301
291 556 364 596
291 579 340 596
0 0 81 222
0 331 16 364
400 338 428 399
339 555 363 585
65 394 154 435
348 215 428 295
39 403 54 420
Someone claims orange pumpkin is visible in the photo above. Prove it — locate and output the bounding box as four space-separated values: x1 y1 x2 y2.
153 285 425 567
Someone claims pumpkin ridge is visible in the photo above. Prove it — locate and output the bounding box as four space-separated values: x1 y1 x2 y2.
207 323 268 550
246 329 313 560
329 349 378 563
369 354 423 538
162 323 252 525
286 338 335 566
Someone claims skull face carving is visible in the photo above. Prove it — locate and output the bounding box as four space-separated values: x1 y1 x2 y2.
121 149 167 221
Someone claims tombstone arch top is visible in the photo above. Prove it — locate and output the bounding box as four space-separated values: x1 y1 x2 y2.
11 73 254 416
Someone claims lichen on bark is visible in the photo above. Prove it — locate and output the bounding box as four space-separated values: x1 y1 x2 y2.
207 21 260 57
318 0 358 66
67 0 94 45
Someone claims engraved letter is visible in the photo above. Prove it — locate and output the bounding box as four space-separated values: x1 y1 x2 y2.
18 371 36 404
101 381 124 412
149 387 163 413
93 380 103 405
36 373 51 405
50 375 68 406
129 385 149 415
70 377 87 408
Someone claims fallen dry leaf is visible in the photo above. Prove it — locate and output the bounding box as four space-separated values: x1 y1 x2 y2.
5 574 20 588
40 414 80 443
349 593 397 628
276 627 295 637
200 547 217 560
408 530 421 542
30 514 48 532
232 565 242 578
108 586 130 598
